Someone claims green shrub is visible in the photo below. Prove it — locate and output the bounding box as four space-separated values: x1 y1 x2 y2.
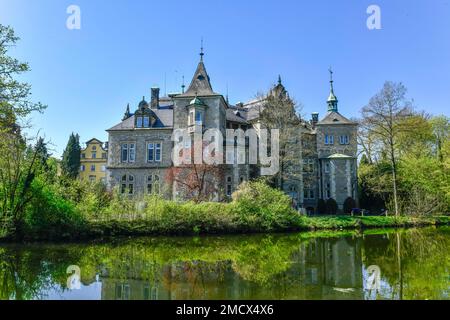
24 178 85 238
326 198 338 215
317 199 327 215
231 180 300 231
343 197 357 214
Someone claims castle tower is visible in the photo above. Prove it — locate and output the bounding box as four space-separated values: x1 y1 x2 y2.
315 69 358 213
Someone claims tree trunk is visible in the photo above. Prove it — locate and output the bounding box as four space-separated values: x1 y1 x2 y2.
390 142 400 217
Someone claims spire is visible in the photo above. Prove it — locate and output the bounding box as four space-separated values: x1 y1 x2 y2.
179 48 217 97
278 75 282 86
122 103 131 121
327 67 338 112
200 38 204 61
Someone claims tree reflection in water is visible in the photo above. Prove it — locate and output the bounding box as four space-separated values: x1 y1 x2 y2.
0 227 448 300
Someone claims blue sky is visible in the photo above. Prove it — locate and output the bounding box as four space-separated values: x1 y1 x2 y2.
1 0 449 157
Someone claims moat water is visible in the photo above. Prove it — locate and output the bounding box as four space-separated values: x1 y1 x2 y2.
0 227 448 300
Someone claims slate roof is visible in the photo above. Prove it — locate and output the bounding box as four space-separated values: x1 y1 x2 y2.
316 111 356 125
177 60 220 97
226 109 249 124
107 109 173 131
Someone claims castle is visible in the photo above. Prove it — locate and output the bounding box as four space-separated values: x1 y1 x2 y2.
106 50 358 214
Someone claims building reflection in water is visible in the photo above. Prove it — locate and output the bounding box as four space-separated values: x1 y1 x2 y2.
100 237 364 300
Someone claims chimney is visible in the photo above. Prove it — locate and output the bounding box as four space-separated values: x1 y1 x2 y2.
311 112 319 128
151 87 160 109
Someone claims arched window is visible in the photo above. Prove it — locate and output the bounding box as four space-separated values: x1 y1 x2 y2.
146 174 161 195
154 175 160 194
120 174 134 195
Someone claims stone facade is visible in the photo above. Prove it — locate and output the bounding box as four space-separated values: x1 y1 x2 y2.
105 54 358 213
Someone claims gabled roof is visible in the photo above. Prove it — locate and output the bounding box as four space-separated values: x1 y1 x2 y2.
85 138 103 145
177 60 220 97
316 111 356 125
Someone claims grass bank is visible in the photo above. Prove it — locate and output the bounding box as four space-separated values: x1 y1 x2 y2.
82 214 450 239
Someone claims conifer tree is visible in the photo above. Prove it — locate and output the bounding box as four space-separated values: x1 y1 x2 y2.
61 133 81 179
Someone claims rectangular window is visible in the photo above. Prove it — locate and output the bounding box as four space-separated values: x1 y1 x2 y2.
121 144 128 163
326 183 331 199
136 117 143 128
147 143 154 162
101 165 106 172
303 159 314 173
148 143 161 162
91 165 96 172
303 188 315 200
128 184 134 195
195 111 203 125
129 143 135 163
80 165 85 172
340 135 349 145
81 153 86 159
155 143 162 162
143 116 150 128
325 162 330 173
92 152 97 159
226 176 232 197
325 135 334 145
189 111 194 126
102 153 107 159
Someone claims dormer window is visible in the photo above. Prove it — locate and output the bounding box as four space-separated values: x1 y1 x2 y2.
143 116 150 128
136 117 143 128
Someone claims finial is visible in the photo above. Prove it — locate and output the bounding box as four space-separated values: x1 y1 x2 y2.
226 84 229 104
200 37 204 61
181 75 185 93
278 75 282 86
123 103 131 121
327 67 338 112
328 67 336 95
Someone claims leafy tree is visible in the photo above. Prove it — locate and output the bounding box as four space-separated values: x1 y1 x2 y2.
361 82 413 216
61 133 81 179
430 115 449 162
0 25 46 237
257 81 309 191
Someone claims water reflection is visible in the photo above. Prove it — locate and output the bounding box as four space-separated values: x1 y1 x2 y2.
0 227 448 300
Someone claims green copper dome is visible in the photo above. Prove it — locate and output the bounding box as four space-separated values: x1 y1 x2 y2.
190 96 206 106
